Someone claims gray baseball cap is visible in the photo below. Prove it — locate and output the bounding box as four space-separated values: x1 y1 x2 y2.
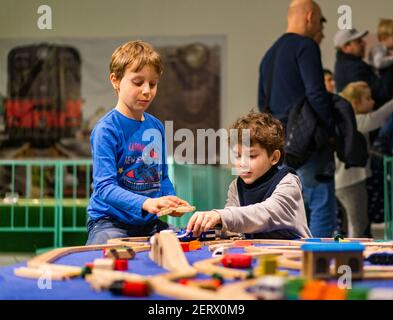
334 28 369 48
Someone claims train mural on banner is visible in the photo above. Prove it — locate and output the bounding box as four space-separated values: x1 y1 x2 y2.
4 43 82 146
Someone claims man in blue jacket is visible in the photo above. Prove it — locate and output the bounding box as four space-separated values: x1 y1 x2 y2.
334 28 393 108
258 0 336 238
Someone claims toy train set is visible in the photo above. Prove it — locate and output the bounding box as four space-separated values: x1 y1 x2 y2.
11 230 393 300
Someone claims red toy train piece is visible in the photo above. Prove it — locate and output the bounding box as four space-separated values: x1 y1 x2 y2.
221 254 252 268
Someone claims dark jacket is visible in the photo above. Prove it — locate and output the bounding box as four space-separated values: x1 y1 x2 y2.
285 94 368 180
284 98 332 181
258 33 334 133
332 94 368 168
334 50 393 108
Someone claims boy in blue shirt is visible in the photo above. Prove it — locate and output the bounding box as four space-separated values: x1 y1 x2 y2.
86 40 190 245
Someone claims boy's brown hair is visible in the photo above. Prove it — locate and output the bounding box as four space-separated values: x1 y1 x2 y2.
110 40 163 80
378 19 393 41
230 111 285 162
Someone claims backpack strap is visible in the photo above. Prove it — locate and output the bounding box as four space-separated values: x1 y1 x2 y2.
263 44 280 114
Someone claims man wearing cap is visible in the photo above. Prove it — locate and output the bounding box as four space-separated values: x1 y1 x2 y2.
258 0 336 238
334 28 393 108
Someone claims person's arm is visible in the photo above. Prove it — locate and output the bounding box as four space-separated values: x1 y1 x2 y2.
258 59 266 111
357 99 393 133
372 46 393 70
160 163 175 196
215 174 308 235
158 124 176 197
297 40 334 133
156 122 192 216
223 179 240 207
91 125 149 220
353 63 393 107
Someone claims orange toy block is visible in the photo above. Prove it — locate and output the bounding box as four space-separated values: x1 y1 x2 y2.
299 280 327 300
189 240 202 251
322 284 346 300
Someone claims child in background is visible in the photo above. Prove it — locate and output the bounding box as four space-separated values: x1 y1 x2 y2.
335 81 393 237
323 69 336 94
369 19 393 73
86 41 189 245
186 111 311 239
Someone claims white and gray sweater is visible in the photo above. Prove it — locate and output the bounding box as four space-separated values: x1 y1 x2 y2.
214 173 312 239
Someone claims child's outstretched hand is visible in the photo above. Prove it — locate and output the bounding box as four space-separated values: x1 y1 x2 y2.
168 198 193 217
186 211 221 237
143 196 188 214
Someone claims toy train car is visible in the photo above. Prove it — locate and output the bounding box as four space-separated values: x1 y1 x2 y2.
248 276 286 300
221 254 252 268
366 252 393 265
5 43 82 146
176 229 216 242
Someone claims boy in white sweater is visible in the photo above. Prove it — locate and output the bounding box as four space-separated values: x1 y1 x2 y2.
186 112 311 239
336 81 393 237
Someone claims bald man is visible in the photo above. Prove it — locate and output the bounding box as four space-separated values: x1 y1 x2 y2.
258 0 336 238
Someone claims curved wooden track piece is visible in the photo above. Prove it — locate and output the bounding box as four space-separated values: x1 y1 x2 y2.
157 205 196 217
208 239 304 252
149 231 197 277
15 242 150 280
148 276 220 300
107 237 150 244
217 278 259 300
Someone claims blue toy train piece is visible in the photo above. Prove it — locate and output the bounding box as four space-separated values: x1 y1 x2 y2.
176 229 216 242
366 252 393 265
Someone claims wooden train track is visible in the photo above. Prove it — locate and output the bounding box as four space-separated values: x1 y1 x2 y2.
13 236 393 300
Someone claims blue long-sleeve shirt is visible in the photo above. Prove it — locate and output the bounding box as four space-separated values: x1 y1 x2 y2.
87 109 175 225
258 33 333 132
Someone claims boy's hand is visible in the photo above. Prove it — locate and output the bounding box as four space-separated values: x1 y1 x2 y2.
143 196 187 214
186 211 221 237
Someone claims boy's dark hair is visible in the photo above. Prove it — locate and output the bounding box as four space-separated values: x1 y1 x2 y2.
230 111 285 162
323 68 333 76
